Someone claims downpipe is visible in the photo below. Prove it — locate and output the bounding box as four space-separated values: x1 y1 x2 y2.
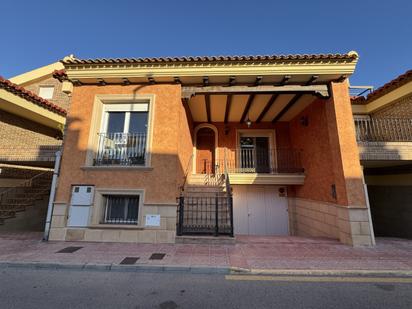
43 150 62 241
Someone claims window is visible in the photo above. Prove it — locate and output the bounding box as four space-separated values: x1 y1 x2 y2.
103 195 139 224
95 103 149 166
38 86 55 99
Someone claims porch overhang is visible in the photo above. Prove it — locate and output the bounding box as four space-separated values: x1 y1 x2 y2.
229 173 305 185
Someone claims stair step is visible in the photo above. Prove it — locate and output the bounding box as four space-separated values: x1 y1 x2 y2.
0 211 16 219
0 202 33 207
175 235 235 245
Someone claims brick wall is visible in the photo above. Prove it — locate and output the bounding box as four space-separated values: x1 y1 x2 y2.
372 94 412 118
0 110 61 162
23 76 71 111
358 141 412 161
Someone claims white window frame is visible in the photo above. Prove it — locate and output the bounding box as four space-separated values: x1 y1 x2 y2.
84 94 155 168
38 86 55 99
100 103 149 134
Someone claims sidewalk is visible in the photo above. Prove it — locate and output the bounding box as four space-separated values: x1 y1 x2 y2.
0 232 411 275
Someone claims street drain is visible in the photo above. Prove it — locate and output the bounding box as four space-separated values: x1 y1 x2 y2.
120 257 140 265
149 253 166 260
56 246 83 253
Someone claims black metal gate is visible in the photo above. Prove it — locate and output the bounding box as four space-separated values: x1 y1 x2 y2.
177 194 234 237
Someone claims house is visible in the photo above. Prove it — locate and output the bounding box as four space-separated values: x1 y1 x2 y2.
49 52 374 246
352 70 412 239
0 62 69 230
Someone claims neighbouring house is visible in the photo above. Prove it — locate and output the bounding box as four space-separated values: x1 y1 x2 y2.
48 52 374 246
352 69 412 239
0 62 69 230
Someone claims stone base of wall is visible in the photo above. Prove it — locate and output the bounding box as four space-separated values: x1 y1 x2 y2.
49 203 177 244
288 198 374 246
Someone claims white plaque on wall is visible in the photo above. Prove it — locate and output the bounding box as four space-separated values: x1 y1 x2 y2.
145 214 161 227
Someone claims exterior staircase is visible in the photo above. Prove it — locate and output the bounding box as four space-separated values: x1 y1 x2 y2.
0 172 52 226
177 171 234 239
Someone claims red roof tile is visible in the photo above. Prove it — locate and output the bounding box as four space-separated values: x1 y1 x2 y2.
62 52 358 65
352 69 412 105
0 76 67 116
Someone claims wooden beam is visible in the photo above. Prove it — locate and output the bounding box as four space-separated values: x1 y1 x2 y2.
255 94 279 123
205 94 211 123
182 85 329 99
224 94 233 123
240 94 256 123
271 93 304 123
306 75 319 85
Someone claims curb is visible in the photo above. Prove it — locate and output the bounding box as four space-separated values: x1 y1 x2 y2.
233 267 412 277
1 261 411 277
0 261 231 274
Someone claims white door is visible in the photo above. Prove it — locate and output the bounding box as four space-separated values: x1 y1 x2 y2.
233 185 289 235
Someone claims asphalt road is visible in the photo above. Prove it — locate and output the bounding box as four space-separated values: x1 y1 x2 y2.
0 268 411 309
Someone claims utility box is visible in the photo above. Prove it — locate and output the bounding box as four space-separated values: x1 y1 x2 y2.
67 185 94 227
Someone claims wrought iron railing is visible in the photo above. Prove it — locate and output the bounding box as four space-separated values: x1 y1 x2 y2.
177 149 234 237
354 118 412 142
220 148 303 174
94 132 147 166
177 195 232 236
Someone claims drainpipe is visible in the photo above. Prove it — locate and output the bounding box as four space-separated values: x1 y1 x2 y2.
361 166 376 246
43 150 62 241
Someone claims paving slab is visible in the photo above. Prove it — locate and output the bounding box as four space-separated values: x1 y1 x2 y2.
0 232 411 275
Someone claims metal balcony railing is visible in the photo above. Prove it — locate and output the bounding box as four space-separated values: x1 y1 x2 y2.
354 118 412 142
218 148 303 174
94 132 147 166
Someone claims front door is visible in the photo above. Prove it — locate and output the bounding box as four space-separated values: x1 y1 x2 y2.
240 136 270 173
196 127 215 174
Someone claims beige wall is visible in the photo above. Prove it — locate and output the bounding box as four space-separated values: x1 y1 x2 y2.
23 76 71 111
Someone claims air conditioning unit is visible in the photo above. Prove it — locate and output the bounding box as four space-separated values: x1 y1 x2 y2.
67 186 94 227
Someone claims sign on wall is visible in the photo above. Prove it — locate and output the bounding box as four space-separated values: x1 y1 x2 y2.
145 214 160 227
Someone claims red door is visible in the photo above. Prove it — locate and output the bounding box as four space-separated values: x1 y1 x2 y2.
196 128 215 174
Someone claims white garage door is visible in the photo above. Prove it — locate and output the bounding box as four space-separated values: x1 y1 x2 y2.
232 185 289 235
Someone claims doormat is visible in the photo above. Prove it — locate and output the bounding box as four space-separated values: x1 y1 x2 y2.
149 253 166 260
56 246 83 253
120 257 140 265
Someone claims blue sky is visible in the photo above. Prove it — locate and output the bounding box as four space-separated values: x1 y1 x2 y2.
1 0 411 88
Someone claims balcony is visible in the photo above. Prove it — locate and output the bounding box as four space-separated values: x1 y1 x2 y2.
94 133 147 166
218 148 304 185
354 118 412 161
355 118 412 142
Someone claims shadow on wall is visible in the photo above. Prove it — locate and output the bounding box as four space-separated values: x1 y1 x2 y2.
55 111 191 205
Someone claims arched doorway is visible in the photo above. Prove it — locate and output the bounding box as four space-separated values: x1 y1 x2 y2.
196 127 216 174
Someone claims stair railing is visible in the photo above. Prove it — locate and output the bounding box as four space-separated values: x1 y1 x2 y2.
179 154 194 196
0 171 52 207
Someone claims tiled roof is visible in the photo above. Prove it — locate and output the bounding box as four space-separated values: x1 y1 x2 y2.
352 69 412 105
0 76 67 116
52 69 68 82
62 52 358 65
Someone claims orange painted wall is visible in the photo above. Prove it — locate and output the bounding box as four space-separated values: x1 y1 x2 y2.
288 81 366 207
55 84 192 204
288 99 338 203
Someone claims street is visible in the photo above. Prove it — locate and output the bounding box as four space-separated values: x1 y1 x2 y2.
0 268 411 309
